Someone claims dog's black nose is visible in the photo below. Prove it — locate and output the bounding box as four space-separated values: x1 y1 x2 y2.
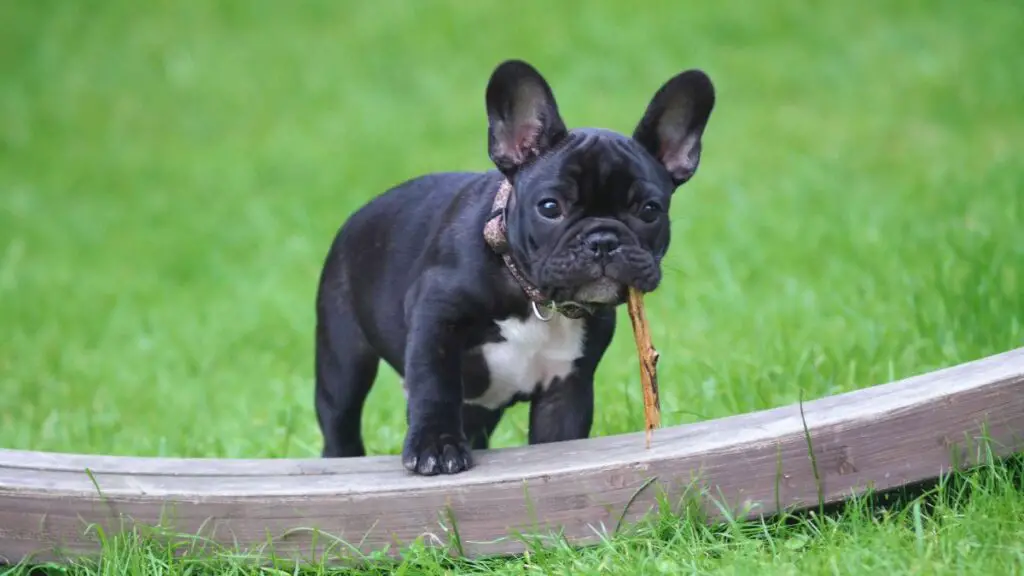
584 231 621 257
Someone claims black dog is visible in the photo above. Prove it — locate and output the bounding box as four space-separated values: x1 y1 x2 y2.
314 59 715 475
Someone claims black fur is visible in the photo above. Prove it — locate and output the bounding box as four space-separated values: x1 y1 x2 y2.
315 59 715 475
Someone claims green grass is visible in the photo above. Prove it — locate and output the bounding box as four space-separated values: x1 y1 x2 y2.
2 0 1023 573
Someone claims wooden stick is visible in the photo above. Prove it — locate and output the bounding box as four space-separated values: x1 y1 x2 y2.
626 286 661 448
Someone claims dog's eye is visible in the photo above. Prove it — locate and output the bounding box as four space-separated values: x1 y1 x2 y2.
536 199 562 219
638 201 662 222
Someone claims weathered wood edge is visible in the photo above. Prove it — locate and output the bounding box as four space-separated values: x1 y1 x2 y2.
1 347 1023 567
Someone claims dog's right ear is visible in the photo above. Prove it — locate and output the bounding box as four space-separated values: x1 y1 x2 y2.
485 59 568 177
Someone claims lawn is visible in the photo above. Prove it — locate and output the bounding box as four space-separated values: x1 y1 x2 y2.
1 0 1023 574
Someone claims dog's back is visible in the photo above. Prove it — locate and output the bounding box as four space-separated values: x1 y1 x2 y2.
316 170 498 365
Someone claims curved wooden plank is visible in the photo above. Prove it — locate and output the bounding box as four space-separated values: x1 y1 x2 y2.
2 347 1023 566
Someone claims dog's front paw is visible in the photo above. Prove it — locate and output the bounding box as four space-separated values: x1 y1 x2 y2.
402 428 473 476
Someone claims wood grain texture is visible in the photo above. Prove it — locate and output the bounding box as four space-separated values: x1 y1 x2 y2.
2 347 1023 566
626 286 661 448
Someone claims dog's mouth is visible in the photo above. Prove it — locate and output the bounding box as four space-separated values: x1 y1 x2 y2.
570 276 627 304
540 251 661 306
528 223 664 306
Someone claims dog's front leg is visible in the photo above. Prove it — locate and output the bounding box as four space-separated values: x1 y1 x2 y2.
401 299 473 476
528 372 595 444
529 308 615 445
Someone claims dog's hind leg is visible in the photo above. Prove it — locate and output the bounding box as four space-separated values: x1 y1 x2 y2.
314 286 380 458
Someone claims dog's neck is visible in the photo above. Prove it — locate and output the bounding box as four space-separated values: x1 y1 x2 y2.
483 178 592 320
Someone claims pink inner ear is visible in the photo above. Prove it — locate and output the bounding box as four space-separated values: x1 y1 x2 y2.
658 133 677 163
511 119 542 163
656 105 696 174
658 131 695 177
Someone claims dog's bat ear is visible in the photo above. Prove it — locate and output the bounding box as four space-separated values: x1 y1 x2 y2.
632 69 716 187
485 59 568 177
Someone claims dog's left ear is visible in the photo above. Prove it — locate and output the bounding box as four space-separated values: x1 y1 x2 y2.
632 69 716 187
485 59 568 177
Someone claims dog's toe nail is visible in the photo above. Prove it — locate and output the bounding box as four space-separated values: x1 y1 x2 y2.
403 455 418 472
441 443 471 474
418 454 439 476
404 432 472 475
443 456 461 474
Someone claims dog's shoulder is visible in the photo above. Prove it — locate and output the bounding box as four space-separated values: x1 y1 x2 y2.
331 169 506 281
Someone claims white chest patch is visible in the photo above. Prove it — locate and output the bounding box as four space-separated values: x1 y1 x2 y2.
466 313 587 410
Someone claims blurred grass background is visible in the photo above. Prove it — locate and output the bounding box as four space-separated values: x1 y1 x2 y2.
1 0 1022 464
3 1 1024 573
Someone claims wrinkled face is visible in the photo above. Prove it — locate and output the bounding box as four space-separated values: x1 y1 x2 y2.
507 129 676 304
484 59 716 306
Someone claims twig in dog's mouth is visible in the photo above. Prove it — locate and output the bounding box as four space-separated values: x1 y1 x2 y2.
626 286 661 448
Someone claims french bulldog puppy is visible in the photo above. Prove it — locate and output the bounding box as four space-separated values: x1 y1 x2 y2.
314 59 715 475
